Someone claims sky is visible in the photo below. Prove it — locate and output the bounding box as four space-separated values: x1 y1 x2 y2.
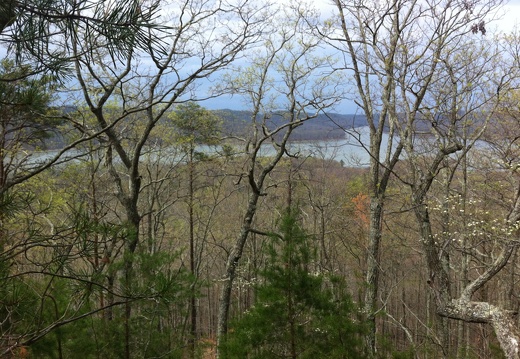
201 0 520 114
501 0 520 31
1 0 519 114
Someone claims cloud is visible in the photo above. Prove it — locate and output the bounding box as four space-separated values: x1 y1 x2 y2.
500 1 520 32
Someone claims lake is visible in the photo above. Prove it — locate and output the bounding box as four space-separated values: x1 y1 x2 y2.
25 127 391 169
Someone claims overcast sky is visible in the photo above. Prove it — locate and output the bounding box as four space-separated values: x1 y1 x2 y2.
502 0 520 31
1 0 519 114
201 0 520 114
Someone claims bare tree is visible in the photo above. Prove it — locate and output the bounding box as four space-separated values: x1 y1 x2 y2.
324 0 505 355
399 32 520 357
214 3 343 355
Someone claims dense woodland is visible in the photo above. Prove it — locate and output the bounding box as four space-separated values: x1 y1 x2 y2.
1 0 520 358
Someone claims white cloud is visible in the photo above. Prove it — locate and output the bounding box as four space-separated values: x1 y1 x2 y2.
500 0 520 32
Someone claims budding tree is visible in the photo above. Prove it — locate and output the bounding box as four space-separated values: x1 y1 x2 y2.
214 2 343 355
325 0 507 355
1 0 271 356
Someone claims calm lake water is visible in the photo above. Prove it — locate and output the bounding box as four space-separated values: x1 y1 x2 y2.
261 126 392 167
28 127 392 168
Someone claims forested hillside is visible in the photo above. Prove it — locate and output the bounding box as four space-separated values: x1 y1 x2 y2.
1 1 520 359
44 109 368 148
215 109 369 140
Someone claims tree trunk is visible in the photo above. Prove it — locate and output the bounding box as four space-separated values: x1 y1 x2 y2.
415 189 520 359
439 300 520 359
188 148 197 358
216 194 259 354
364 198 383 355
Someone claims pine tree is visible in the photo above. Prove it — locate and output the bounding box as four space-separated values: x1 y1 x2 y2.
221 208 365 359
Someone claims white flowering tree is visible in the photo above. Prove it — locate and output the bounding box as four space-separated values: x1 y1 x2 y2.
324 0 520 356
398 33 520 358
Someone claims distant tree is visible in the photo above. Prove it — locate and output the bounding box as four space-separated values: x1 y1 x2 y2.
169 102 222 159
169 102 222 357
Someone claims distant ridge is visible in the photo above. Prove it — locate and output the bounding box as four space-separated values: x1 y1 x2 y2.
49 107 368 148
213 109 368 141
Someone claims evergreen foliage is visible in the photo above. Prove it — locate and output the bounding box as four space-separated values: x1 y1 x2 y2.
169 102 223 153
0 58 61 195
0 0 165 78
221 208 365 359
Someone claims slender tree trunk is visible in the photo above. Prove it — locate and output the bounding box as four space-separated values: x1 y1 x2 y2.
122 199 141 359
124 223 139 359
364 197 383 356
188 149 197 358
123 211 140 359
457 140 470 359
125 300 131 359
289 290 297 359
438 162 452 358
216 194 259 353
